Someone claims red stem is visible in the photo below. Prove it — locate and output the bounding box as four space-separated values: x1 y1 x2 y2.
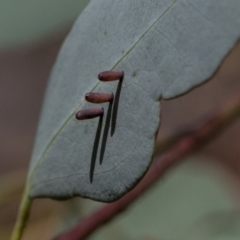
54 94 240 240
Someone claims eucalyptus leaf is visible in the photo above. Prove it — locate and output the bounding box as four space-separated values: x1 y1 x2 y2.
28 0 240 202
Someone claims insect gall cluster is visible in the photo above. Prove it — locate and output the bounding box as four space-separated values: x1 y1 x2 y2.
75 71 124 120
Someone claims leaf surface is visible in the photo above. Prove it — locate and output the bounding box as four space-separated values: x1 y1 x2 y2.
28 0 240 202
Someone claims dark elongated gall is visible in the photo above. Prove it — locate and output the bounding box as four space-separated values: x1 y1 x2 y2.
98 71 124 82
76 108 104 120
85 92 114 103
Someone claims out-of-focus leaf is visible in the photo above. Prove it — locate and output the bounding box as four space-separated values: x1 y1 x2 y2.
0 0 90 49
27 0 240 202
77 157 239 240
184 211 240 240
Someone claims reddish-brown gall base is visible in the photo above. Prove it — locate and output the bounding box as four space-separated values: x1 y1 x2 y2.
85 92 114 103
76 108 104 120
98 71 124 82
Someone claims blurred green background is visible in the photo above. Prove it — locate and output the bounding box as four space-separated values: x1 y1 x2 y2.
0 0 89 50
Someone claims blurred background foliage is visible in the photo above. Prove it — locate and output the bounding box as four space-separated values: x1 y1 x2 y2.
0 0 90 50
1 1 240 240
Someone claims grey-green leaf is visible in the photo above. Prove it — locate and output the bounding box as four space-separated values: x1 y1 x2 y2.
28 0 240 202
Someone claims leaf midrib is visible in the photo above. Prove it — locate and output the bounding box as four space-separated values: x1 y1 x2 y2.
29 0 178 184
